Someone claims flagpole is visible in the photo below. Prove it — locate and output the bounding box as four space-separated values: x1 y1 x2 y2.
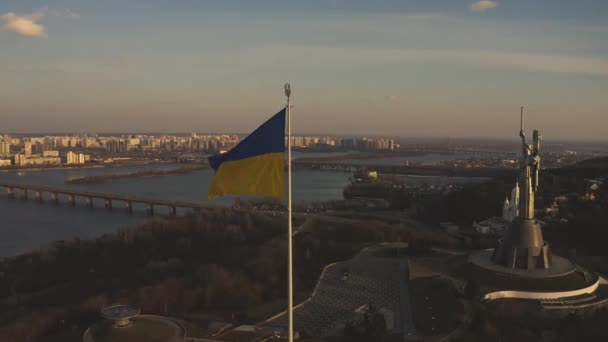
284 83 293 342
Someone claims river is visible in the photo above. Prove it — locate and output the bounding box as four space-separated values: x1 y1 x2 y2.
330 152 489 166
0 151 490 257
0 164 352 257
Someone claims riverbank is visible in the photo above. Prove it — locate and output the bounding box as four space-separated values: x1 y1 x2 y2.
0 160 174 173
65 165 207 184
294 150 437 162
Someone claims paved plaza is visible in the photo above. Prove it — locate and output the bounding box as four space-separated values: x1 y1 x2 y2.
262 253 415 338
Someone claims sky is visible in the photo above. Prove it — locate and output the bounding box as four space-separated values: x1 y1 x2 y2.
1 1 607 140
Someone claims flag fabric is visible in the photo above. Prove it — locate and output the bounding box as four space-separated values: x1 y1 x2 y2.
207 108 286 199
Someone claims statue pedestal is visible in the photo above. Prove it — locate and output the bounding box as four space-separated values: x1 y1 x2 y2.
471 250 575 278
492 219 553 270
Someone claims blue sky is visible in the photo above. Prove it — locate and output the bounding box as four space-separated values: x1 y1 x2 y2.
1 1 607 140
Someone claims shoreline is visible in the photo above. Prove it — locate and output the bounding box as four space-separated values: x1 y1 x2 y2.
294 150 448 163
380 173 491 180
65 165 208 184
0 160 175 173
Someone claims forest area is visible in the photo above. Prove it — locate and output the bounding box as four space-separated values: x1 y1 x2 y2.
0 206 410 341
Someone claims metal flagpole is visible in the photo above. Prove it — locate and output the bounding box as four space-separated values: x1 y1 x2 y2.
520 106 524 132
284 83 294 342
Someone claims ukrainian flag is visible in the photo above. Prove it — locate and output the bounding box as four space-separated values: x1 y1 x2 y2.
208 109 286 199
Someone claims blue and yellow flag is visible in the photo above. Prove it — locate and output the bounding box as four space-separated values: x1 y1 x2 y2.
208 109 286 199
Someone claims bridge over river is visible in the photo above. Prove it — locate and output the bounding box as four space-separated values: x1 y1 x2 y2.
0 182 216 216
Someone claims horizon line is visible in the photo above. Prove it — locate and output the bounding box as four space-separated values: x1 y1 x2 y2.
2 132 608 144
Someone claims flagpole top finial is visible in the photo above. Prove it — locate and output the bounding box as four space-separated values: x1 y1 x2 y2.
284 83 291 98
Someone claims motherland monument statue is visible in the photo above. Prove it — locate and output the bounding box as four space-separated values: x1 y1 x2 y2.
492 107 552 270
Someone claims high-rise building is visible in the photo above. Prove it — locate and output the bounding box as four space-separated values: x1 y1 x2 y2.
14 154 27 166
66 151 77 164
24 142 32 156
106 140 128 153
0 141 10 156
66 151 89 164
32 142 43 155
69 137 78 148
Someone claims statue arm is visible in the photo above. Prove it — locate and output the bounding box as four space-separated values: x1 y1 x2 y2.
532 155 540 165
533 129 541 154
524 154 538 166
532 155 540 191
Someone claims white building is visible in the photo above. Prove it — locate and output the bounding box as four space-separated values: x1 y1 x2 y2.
24 141 32 156
66 151 89 165
42 150 60 157
13 154 61 166
502 182 520 222
0 141 10 156
66 151 78 164
14 154 27 166
474 181 522 235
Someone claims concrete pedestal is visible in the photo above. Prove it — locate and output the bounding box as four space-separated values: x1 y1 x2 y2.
492 219 552 270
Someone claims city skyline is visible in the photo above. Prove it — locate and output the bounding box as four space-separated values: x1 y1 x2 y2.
1 0 607 139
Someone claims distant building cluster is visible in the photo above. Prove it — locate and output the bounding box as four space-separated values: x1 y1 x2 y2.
294 136 398 151
0 132 401 168
98 133 407 155
103 133 241 154
0 134 90 167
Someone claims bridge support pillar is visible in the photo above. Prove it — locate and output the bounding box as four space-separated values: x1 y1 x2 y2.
51 192 59 205
6 187 14 199
125 201 133 214
35 191 43 202
169 206 176 217
85 197 93 208
67 194 75 207
105 199 112 210
146 204 154 216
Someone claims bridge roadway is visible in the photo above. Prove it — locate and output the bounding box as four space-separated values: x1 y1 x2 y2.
0 182 216 216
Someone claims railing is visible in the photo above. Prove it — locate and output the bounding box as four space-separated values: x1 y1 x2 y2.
0 182 218 215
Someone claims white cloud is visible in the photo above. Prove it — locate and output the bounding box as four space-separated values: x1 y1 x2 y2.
0 8 80 38
471 1 498 13
1 11 46 37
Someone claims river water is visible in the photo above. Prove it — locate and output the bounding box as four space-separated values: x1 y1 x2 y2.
0 164 352 257
331 152 490 166
0 150 492 257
